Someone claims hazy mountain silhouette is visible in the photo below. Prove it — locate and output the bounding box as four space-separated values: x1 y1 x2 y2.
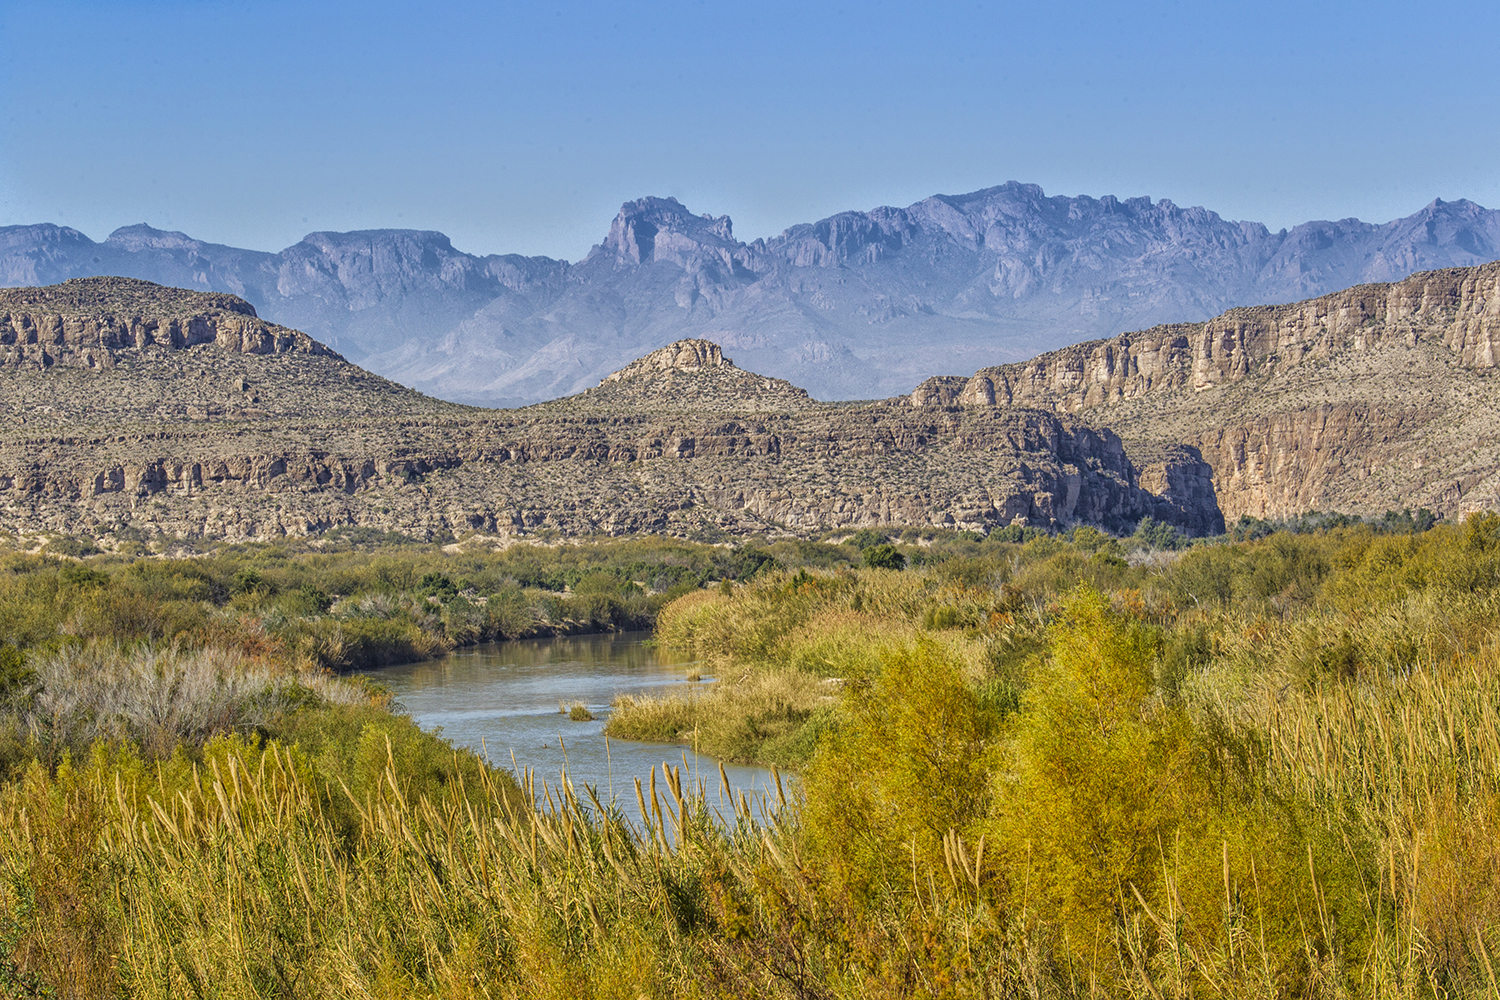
4 183 1498 404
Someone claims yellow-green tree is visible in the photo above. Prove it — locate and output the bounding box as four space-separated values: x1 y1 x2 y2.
993 587 1196 964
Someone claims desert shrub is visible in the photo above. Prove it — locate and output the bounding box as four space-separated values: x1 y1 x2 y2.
63 589 210 645
1132 514 1183 550
860 543 906 571
0 646 35 708
278 583 334 616
716 545 779 581
802 639 1000 902
993 588 1186 949
928 553 1011 589
416 571 458 600
20 644 366 762
438 594 487 645
483 585 536 637
990 588 1374 990
288 615 447 671
1166 530 1333 611
42 536 99 559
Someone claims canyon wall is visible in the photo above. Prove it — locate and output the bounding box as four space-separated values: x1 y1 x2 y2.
0 281 1221 541
911 263 1500 521
0 400 1221 541
914 263 1500 412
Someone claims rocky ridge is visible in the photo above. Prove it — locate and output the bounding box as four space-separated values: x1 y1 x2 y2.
911 262 1500 521
0 280 1216 541
0 277 338 370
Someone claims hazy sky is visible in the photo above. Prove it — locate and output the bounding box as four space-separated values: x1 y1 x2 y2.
2 0 1496 261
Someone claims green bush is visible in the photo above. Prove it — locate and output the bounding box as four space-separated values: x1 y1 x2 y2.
860 544 906 571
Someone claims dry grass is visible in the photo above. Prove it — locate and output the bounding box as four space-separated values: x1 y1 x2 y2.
23 644 365 758
0 735 797 1000
625 568 1013 766
8 607 1500 997
606 667 837 766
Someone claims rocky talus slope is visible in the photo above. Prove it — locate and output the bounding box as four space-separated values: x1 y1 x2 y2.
911 262 1500 520
0 279 1214 541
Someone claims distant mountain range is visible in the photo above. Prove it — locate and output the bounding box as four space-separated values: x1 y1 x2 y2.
4 183 1499 405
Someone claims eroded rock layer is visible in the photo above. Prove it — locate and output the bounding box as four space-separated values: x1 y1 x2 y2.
582 340 813 412
0 281 1214 541
0 277 337 369
912 262 1500 520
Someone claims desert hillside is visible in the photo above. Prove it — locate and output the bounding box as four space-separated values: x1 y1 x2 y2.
0 278 1213 541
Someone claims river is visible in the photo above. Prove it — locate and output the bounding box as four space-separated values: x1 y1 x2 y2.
361 631 784 825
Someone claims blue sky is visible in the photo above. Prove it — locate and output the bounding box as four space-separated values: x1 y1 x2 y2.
2 0 1496 261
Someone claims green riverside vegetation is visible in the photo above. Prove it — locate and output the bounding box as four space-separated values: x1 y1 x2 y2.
3 512 1500 997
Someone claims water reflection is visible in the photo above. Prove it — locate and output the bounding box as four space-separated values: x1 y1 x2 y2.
361 631 783 824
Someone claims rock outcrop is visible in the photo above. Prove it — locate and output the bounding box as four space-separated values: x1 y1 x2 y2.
913 264 1500 411
913 262 1500 521
0 277 338 369
0 405 1217 540
584 340 812 412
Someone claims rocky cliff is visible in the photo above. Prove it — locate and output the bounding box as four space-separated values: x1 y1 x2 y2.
0 282 1218 541
0 418 1195 542
912 262 1500 521
0 277 338 369
3 185 1496 405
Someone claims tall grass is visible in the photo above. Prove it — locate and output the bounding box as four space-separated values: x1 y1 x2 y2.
11 647 1498 999
23 645 364 754
0 733 807 999
604 518 1500 995
620 568 1013 765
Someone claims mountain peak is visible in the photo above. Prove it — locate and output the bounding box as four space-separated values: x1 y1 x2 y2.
601 338 731 381
601 197 737 264
104 224 200 252
295 229 458 252
4 184 1499 406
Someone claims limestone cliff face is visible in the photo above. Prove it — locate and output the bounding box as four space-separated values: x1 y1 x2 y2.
0 277 338 369
0 398 1217 540
1189 405 1443 520
915 263 1500 413
912 262 1500 522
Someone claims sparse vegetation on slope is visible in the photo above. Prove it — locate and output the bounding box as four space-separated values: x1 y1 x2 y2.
0 279 1218 543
